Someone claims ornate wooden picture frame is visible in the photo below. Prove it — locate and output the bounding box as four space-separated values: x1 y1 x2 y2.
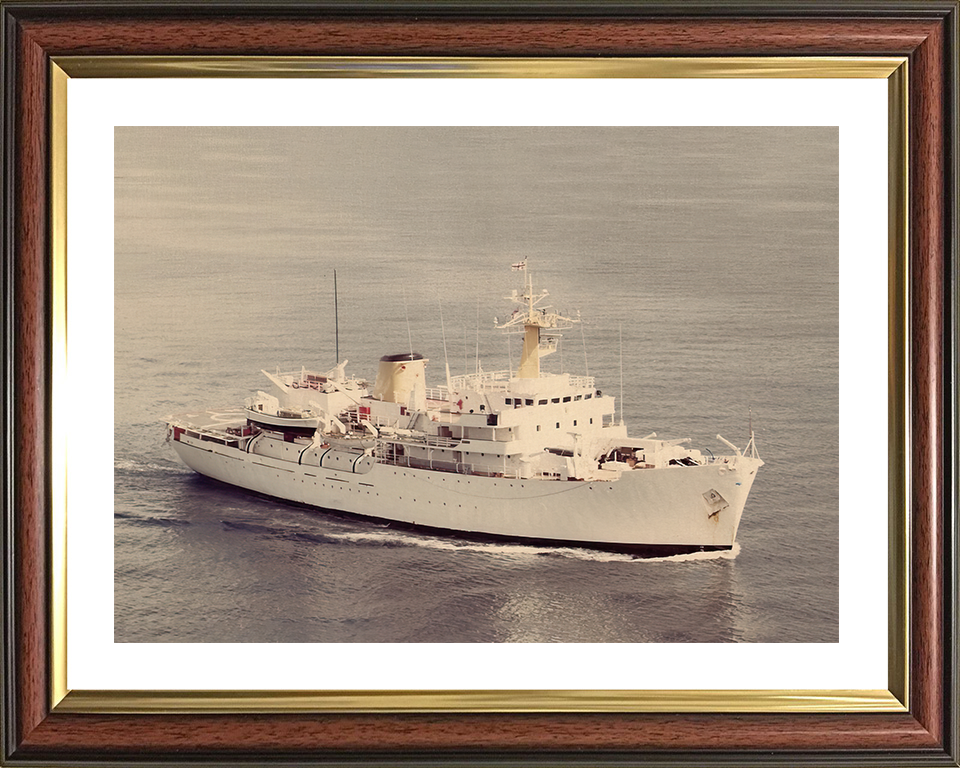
2 2 957 765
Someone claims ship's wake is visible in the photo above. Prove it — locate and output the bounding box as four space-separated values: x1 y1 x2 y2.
643 542 741 563
115 457 191 475
114 511 192 528
314 528 741 563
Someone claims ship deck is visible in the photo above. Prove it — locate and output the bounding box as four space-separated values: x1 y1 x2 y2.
166 409 246 432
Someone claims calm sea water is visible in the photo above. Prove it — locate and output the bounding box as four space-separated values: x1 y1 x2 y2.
115 127 838 643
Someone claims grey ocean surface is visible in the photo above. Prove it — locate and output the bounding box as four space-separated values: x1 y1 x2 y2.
115 127 839 643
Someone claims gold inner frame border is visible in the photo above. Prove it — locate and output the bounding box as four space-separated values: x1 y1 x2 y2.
48 55 909 715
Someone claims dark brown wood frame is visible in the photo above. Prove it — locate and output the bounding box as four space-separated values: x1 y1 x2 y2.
1 3 957 765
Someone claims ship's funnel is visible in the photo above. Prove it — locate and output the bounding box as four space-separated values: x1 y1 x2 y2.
372 352 428 410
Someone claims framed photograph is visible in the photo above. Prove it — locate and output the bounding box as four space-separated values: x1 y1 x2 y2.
2 2 957 766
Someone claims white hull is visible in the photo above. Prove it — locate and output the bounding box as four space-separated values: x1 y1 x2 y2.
171 430 761 555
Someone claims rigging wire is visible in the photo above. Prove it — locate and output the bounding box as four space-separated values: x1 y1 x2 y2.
402 283 413 357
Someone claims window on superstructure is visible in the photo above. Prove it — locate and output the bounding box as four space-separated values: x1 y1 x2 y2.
525 399 533 406
552 398 560 404
556 422 560 429
538 399 547 405
573 420 577 426
590 418 593 424
585 393 592 400
574 395 582 401
563 396 571 403
536 425 541 431
505 398 512 405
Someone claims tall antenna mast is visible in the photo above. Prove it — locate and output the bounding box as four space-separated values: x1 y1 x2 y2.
475 295 481 374
334 269 339 365
402 284 413 357
580 311 589 376
619 323 624 426
438 294 452 392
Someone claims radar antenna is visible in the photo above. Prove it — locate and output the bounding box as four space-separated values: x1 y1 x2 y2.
496 261 579 379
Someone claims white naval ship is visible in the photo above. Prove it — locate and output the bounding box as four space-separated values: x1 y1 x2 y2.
166 265 763 556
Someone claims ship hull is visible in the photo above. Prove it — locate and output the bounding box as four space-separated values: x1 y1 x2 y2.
170 431 761 555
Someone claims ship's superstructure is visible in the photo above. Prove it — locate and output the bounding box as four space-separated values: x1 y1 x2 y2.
166 265 763 556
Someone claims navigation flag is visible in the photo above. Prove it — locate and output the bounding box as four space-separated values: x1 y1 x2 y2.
511 261 526 271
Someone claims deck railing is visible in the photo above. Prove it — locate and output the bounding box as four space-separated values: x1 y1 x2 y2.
448 370 596 392
448 370 513 391
424 386 449 402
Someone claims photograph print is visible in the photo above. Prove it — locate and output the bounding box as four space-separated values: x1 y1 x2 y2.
115 126 838 644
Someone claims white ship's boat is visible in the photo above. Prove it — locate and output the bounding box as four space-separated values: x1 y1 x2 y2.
165 266 763 556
